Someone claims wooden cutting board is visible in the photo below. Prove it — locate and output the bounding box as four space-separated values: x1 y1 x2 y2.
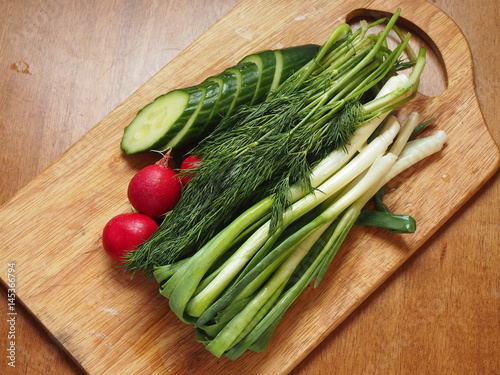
0 0 498 374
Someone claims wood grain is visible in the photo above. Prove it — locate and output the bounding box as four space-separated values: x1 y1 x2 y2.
0 1 498 374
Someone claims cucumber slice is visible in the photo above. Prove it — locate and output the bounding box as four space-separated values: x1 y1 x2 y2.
190 80 221 133
200 80 224 126
165 90 206 149
163 81 220 149
225 62 260 114
205 71 239 123
271 50 284 92
238 50 277 104
120 87 204 154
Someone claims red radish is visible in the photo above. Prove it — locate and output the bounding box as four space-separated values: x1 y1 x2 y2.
102 212 158 263
127 153 182 219
179 154 202 185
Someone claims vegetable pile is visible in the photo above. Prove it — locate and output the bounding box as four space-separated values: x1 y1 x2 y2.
127 10 428 271
104 9 449 359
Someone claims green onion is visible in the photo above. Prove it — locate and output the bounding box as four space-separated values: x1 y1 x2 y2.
151 111 447 357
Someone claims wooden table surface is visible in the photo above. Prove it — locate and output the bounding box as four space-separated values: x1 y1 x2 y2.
0 1 498 374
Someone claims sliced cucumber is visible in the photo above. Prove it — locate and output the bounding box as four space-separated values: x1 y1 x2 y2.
121 44 320 154
172 64 259 145
196 80 222 126
120 87 204 154
200 79 224 126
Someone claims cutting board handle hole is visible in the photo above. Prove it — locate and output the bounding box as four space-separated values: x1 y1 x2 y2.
345 9 447 98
